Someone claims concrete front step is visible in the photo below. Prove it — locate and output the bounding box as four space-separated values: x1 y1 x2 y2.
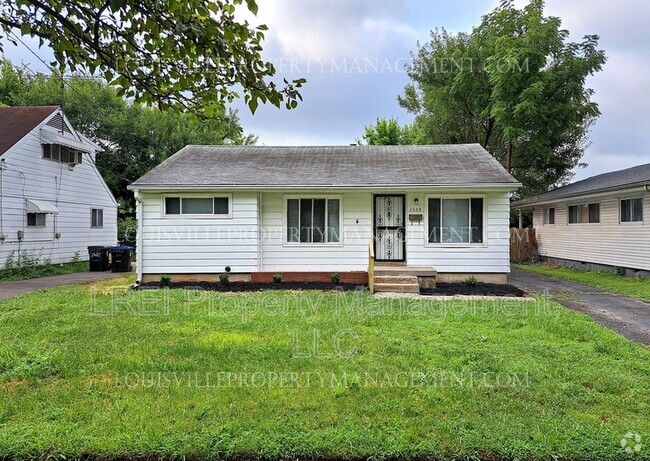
374 283 420 293
374 266 437 277
374 275 419 285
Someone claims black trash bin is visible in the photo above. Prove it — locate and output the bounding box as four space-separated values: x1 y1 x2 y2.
88 246 110 271
110 246 134 272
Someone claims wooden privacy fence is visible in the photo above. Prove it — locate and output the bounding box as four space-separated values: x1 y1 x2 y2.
510 228 537 263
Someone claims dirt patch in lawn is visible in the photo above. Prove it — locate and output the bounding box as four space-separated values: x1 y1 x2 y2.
421 282 526 297
137 281 366 292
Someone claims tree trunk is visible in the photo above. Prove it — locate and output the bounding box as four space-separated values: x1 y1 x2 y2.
506 140 512 173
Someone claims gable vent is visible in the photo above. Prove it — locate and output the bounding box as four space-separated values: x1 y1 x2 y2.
45 114 72 134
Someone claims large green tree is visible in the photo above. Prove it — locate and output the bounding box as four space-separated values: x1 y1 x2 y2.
357 117 416 146
0 58 254 219
397 0 606 196
0 0 305 117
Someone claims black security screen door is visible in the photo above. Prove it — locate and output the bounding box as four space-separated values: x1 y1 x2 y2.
374 195 405 261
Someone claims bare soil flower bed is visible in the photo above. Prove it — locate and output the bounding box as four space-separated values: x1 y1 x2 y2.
421 282 526 297
137 281 365 292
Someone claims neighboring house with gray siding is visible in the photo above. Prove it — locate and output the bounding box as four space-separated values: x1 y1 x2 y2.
513 163 650 275
129 144 520 291
0 106 117 266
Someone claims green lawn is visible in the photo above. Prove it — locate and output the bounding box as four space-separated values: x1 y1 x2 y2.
0 276 648 460
515 263 650 302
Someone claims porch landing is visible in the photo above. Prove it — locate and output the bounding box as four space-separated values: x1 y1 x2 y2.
373 265 437 293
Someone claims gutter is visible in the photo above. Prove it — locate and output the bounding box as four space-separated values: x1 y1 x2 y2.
128 182 522 192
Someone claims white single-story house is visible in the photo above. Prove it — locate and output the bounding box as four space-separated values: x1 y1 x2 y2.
0 106 118 266
128 144 520 292
513 163 650 276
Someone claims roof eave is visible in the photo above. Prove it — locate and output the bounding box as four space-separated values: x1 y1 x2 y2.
512 182 650 208
128 182 522 191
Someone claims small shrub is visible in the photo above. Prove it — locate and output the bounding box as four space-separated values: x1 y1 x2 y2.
71 251 81 264
615 266 626 276
272 273 282 284
331 272 341 286
219 273 230 285
160 274 171 287
464 276 478 287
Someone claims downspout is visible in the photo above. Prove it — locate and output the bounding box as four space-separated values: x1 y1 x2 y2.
135 190 144 284
257 192 263 272
0 159 5 241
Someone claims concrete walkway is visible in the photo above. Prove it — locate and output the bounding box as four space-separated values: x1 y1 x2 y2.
0 271 124 302
510 268 650 345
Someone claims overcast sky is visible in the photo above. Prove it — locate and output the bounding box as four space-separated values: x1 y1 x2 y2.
3 0 648 181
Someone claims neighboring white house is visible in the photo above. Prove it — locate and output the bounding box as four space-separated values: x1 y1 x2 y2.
513 163 650 276
0 106 118 266
128 145 520 291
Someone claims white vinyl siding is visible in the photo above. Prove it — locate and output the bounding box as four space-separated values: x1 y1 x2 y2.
139 192 258 273
0 113 117 266
408 191 510 273
533 192 650 271
261 191 370 272
136 188 513 276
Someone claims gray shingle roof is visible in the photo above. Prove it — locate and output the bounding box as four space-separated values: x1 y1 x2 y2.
129 144 519 189
513 163 650 207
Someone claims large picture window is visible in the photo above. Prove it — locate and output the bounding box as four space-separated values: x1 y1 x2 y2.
164 196 230 216
568 203 600 224
427 197 483 244
620 198 643 223
287 198 340 243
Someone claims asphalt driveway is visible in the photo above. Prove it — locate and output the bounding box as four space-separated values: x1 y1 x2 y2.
510 268 650 345
0 271 124 302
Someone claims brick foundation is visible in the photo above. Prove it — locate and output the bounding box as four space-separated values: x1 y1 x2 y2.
251 271 368 284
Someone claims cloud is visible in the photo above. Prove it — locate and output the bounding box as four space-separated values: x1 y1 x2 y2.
245 0 417 59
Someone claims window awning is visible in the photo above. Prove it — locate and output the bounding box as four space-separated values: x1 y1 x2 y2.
40 129 92 152
26 199 59 214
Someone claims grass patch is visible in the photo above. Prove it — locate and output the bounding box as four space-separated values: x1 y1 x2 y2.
0 260 88 282
515 263 650 302
0 277 648 460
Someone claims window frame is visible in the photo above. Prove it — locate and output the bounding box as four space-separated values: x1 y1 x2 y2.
42 144 83 165
424 194 487 248
161 194 233 218
567 202 601 225
619 197 644 224
26 212 47 227
283 195 343 246
543 207 555 226
91 208 104 228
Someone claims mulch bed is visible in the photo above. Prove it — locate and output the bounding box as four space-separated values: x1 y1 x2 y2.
136 281 365 292
420 282 526 297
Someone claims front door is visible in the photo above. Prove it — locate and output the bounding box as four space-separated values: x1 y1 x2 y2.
374 195 405 261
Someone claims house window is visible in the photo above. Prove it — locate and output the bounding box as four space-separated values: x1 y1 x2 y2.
568 203 600 224
427 197 483 244
286 198 340 243
543 207 555 225
27 213 46 227
620 198 643 223
91 208 104 228
164 196 231 216
43 145 83 164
